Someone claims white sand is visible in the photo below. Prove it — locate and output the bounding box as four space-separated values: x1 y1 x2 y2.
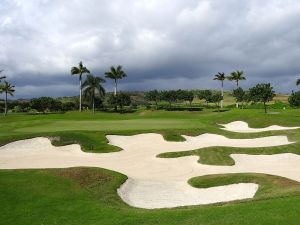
0 134 299 209
220 121 300 133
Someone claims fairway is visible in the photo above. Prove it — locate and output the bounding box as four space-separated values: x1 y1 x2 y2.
1 109 300 224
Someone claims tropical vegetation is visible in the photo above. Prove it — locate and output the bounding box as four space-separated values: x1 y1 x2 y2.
71 61 90 112
0 80 15 116
83 74 106 114
105 65 127 96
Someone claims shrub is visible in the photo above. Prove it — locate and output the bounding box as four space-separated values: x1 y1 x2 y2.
289 91 300 107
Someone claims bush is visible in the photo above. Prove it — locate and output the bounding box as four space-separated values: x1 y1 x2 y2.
107 93 131 112
289 91 300 107
62 102 77 111
30 97 62 113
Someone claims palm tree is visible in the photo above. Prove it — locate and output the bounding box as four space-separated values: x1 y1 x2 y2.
213 72 226 108
105 65 127 96
297 79 300 86
0 81 15 116
0 70 6 82
71 61 90 112
228 70 246 108
82 74 105 114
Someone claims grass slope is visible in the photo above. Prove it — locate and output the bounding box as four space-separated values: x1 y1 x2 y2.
1 168 300 225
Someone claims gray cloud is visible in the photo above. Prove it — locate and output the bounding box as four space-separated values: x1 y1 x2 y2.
1 0 300 98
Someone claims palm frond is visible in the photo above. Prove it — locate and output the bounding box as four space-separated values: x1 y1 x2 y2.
71 62 90 75
1 81 15 96
71 67 80 75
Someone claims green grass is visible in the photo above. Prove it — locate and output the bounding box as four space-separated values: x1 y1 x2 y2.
158 140 300 166
189 173 300 200
1 168 300 225
1 108 300 224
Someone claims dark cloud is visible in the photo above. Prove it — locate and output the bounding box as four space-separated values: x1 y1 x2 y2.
1 0 300 98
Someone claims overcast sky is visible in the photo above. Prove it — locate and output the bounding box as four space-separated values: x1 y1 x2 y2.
1 0 300 98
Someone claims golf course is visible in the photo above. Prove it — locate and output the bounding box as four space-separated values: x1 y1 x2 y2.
1 108 300 225
1 1 300 224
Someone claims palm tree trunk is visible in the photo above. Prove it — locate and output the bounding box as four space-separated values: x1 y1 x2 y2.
236 80 239 109
221 81 224 109
92 97 95 114
4 92 7 116
114 79 117 96
264 102 267 113
79 74 82 112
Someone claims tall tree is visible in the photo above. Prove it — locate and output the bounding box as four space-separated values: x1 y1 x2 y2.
296 79 300 86
228 70 246 108
0 81 15 116
82 74 105 114
105 65 127 96
213 72 226 108
71 61 90 112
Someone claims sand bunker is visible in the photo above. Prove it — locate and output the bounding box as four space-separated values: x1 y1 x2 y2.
0 133 299 209
220 121 300 133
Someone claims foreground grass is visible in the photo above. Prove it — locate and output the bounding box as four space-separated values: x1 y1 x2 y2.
1 168 300 225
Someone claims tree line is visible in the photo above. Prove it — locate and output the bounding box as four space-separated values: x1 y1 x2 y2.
145 83 275 113
1 63 300 115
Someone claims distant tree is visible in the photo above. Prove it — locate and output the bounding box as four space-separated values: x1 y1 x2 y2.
12 101 31 113
197 90 212 106
62 102 77 111
211 93 223 112
175 89 186 102
289 91 300 107
145 90 161 109
297 79 300 86
107 94 117 111
105 65 127 96
176 90 194 106
249 83 275 113
228 70 246 108
0 81 15 116
228 70 246 87
71 61 90 112
82 74 105 114
233 87 245 109
30 97 57 113
213 72 226 108
49 100 62 112
161 90 177 108
116 92 131 112
108 93 131 113
185 91 194 106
